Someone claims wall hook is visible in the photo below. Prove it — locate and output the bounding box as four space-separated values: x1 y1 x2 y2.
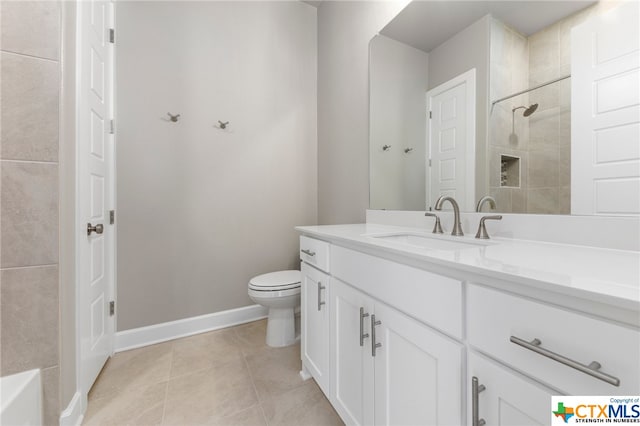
217 120 229 129
167 112 180 122
404 148 414 153
383 145 391 151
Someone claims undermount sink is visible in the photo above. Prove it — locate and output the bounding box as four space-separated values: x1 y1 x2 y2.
367 232 491 251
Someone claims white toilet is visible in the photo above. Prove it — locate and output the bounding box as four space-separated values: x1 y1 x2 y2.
248 270 301 347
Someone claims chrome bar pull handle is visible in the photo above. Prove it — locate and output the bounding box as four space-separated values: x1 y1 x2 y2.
472 376 486 426
301 249 316 257
317 282 326 311
359 307 370 346
510 336 620 386
371 314 382 357
87 223 104 236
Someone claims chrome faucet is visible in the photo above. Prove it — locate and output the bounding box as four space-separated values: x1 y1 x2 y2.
475 215 502 239
424 212 444 234
475 195 496 212
434 196 464 236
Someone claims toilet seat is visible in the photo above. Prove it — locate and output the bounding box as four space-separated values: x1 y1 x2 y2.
247 270 301 347
248 286 300 299
248 270 301 292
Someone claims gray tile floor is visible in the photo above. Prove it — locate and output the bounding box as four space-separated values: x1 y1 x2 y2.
83 320 343 426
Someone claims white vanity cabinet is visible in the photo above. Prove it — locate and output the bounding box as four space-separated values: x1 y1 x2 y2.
300 236 331 395
331 278 374 426
468 351 555 426
330 247 464 426
466 283 640 425
467 284 639 395
298 228 640 426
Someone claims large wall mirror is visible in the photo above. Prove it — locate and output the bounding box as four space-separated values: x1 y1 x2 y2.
369 0 640 215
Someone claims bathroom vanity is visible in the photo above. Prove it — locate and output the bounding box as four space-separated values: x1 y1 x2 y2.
297 223 640 426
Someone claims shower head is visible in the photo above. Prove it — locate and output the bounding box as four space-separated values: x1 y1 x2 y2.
512 104 539 117
523 103 538 117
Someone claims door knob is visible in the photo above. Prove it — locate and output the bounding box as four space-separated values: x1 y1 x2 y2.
87 223 104 236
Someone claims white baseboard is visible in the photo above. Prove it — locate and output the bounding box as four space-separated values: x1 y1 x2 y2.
59 391 84 426
114 304 268 352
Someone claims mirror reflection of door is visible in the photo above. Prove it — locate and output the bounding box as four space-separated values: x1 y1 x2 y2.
426 69 476 211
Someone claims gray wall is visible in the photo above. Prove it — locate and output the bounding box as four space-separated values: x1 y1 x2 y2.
317 1 409 224
369 35 428 211
0 2 62 424
116 1 318 330
428 15 491 202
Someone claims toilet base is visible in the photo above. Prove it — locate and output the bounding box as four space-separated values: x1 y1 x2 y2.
266 307 296 347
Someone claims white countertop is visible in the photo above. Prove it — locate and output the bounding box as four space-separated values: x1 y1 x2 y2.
295 223 640 312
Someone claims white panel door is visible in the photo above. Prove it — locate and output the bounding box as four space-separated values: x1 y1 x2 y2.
78 0 115 394
572 1 640 215
373 301 463 426
468 351 555 426
330 279 374 426
301 262 330 395
427 69 476 211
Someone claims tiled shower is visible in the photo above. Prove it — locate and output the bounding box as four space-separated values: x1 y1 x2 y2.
0 2 62 424
488 3 616 214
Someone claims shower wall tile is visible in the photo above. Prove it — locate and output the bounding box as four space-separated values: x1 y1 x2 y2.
0 266 60 375
511 188 527 213
42 366 61 426
529 108 560 152
490 62 511 100
529 149 559 188
0 1 60 60
490 186 512 213
528 187 559 214
558 77 571 110
529 26 559 78
529 68 560 112
559 186 571 215
559 140 571 188
0 161 59 268
489 148 501 188
512 32 529 93
1 52 60 162
489 104 511 147
0 2 61 423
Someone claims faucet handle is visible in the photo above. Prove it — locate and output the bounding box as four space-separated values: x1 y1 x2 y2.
475 215 502 239
425 212 444 234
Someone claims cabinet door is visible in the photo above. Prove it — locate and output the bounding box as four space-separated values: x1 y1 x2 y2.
373 301 463 426
468 351 556 426
331 279 374 426
301 262 330 394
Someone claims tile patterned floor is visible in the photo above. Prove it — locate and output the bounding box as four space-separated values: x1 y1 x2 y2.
83 320 343 426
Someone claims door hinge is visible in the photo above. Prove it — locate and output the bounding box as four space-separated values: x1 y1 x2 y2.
109 28 115 43
109 210 115 225
429 111 432 119
109 119 114 134
109 301 115 316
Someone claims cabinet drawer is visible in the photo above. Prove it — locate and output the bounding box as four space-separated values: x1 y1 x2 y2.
300 236 330 273
468 351 554 426
468 284 640 395
331 245 462 339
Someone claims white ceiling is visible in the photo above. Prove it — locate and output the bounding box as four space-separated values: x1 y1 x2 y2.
381 0 597 53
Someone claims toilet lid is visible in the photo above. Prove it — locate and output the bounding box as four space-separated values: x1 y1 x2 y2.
249 270 301 291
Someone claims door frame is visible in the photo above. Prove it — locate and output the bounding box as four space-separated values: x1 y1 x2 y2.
74 0 117 408
425 68 476 210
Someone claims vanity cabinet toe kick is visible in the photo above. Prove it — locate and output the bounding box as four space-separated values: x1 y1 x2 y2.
298 234 640 426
